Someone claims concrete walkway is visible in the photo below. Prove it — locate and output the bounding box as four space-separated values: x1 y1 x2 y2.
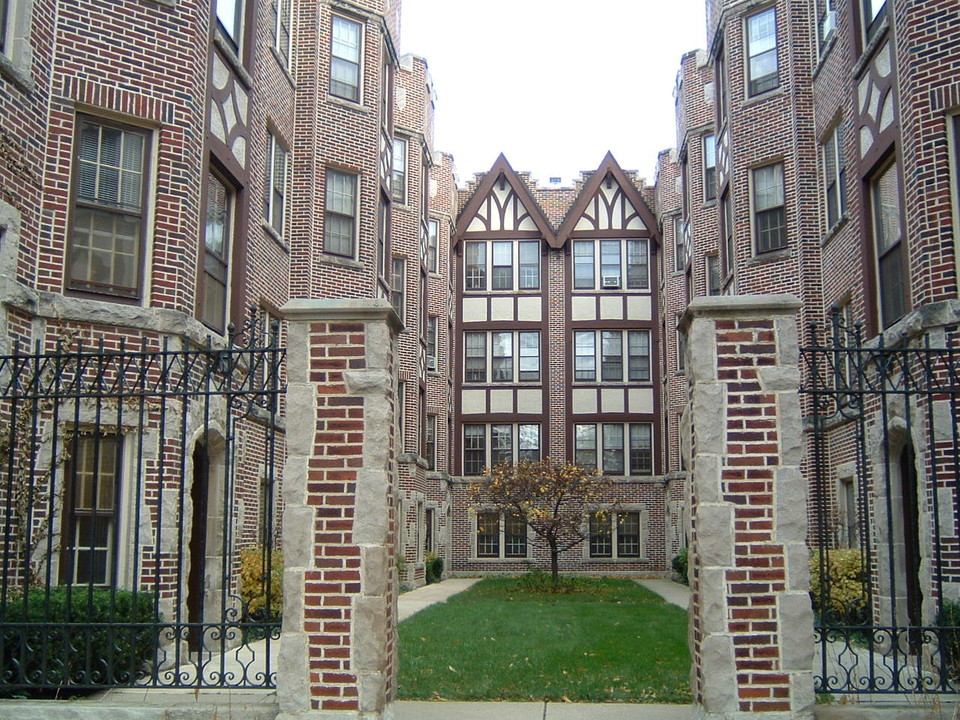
394 578 694 720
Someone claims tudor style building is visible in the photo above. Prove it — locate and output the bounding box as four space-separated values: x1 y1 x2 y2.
447 153 669 574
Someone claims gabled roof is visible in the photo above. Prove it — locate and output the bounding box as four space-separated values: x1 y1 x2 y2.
453 154 556 247
555 151 660 248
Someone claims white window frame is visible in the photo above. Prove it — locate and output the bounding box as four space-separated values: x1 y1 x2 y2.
273 0 292 68
463 330 541 384
463 240 540 292
216 0 245 52
586 508 645 560
199 168 235 334
861 0 887 44
703 134 717 201
265 131 288 237
746 6 778 97
330 14 362 103
426 315 438 371
391 137 407 203
425 414 437 471
323 168 358 258
822 125 846 231
462 423 541 476
391 257 405 320
872 159 906 326
706 254 721 296
573 329 651 383
753 163 786 254
473 510 529 560
574 423 654 477
427 218 439 273
572 238 649 291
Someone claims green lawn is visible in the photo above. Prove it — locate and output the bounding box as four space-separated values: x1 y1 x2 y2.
397 576 692 703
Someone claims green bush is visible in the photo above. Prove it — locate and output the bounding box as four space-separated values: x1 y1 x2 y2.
937 599 960 681
0 587 157 689
239 546 283 622
809 548 869 626
672 547 689 585
425 553 444 585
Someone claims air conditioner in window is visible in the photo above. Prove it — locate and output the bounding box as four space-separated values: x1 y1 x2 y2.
427 356 437 371
601 275 621 289
821 10 836 38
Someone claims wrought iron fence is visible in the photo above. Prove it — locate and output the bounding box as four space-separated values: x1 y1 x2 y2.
802 311 960 694
0 310 285 694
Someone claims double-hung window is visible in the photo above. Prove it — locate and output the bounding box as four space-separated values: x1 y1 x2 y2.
753 163 786 253
706 255 721 295
427 316 438 370
391 137 406 203
573 330 651 382
822 125 846 230
464 331 540 383
69 118 149 299
216 0 245 52
391 258 405 319
331 15 361 102
872 160 906 326
464 240 539 291
274 0 292 67
704 134 717 201
324 169 357 257
265 132 288 237
200 170 234 333
747 7 778 96
673 217 685 273
588 511 641 559
60 435 121 585
425 415 437 471
428 218 439 273
476 511 527 558
572 239 649 290
861 0 886 44
463 423 541 475
575 423 654 476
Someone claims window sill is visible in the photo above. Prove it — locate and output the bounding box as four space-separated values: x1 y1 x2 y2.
742 85 785 108
821 215 849 247
463 288 544 295
748 248 791 266
470 556 530 563
327 95 373 115
0 53 35 94
585 556 648 563
813 32 838 81
319 253 364 270
853 18 890 79
270 48 296 89
213 33 253 91
261 220 289 252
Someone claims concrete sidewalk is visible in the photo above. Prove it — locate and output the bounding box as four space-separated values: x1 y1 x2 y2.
398 577 481 621
635 578 690 610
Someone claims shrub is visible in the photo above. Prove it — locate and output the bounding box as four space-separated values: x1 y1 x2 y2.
510 569 609 594
809 548 869 626
672 547 689 585
937 599 960 681
0 587 157 690
425 553 444 584
239 546 283 622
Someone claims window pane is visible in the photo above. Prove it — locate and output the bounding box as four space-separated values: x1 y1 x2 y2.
601 331 623 382
602 424 624 475
518 332 540 382
518 424 540 462
589 514 612 557
391 137 406 203
626 239 648 289
465 332 486 382
476 510 499 557
464 425 486 476
518 241 540 289
630 424 653 475
491 332 513 382
504 513 527 557
491 424 512 467
573 241 595 289
216 0 243 43
465 242 486 290
600 240 621 285
628 330 650 381
575 424 597 470
574 331 596 381
331 16 361 101
617 512 641 558
428 219 439 272
747 7 778 96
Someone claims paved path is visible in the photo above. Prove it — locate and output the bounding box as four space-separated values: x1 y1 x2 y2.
398 577 481 621
635 578 690 610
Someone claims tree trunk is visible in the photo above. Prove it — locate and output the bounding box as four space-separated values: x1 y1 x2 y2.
549 538 559 585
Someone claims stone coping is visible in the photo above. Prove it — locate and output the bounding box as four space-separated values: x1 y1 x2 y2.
281 298 403 332
679 293 801 332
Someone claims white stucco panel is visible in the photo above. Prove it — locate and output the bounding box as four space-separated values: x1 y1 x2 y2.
461 390 487 415
462 297 488 323
490 296 514 322
627 295 652 321
600 388 625 413
516 389 542 414
489 389 513 414
628 388 655 414
572 388 597 414
517 296 542 322
599 295 623 320
571 296 596 321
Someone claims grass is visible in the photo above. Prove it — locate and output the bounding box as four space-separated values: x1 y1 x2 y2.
397 575 691 703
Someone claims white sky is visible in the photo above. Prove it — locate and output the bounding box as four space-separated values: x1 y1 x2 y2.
399 0 708 187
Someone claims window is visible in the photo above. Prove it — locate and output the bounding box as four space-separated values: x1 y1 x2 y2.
572 239 648 290
391 258 405 319
463 240 539 291
396 381 405 451
391 137 406 203
722 191 734 276
274 0 292 67
463 331 540 383
677 326 687 372
872 160 906 326
818 0 837 49
706 255 721 295
475 511 527 559
200 170 234 333
264 132 288 236
330 15 361 102
424 507 435 554
753 163 786 253
216 0 245 51
573 330 650 382
674 217 685 273
324 169 357 257
463 424 541 475
68 118 149 299
428 218 439 272
747 7 778 96
717 45 728 125
425 415 436 471
575 423 654 476
861 0 886 44
0 0 11 56
822 125 846 230
588 511 641 558
377 196 388 279
703 134 717 201
60 435 121 585
427 316 438 370
838 477 858 548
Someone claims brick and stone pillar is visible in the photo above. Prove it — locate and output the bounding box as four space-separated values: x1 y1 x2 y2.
681 295 813 719
278 299 401 720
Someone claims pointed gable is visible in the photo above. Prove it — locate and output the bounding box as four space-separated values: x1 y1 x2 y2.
555 152 660 248
454 154 555 245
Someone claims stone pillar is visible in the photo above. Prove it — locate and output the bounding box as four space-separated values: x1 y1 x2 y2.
681 295 814 719
278 299 401 720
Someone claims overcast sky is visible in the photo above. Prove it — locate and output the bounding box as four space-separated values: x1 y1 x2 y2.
399 1 709 187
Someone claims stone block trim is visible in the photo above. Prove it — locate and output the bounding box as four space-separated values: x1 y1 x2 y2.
279 299 401 719
682 295 814 719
